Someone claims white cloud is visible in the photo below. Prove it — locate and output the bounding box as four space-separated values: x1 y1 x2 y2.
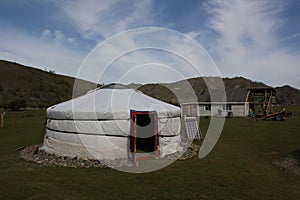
204 0 300 87
67 37 76 44
56 0 153 40
0 25 85 76
42 29 64 41
54 30 63 40
185 32 199 40
42 29 52 37
75 28 220 85
1 0 299 88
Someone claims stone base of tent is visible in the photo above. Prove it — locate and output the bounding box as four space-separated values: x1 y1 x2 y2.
41 134 183 161
20 145 127 168
19 143 200 168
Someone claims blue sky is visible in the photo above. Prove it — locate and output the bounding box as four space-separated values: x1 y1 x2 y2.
0 0 300 88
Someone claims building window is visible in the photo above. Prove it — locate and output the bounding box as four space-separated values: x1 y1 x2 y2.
223 104 232 110
227 104 232 110
205 104 211 111
185 106 191 116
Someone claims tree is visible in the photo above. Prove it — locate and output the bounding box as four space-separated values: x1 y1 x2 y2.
0 101 9 109
9 98 27 111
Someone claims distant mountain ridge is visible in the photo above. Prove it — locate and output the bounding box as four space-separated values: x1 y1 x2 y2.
131 77 300 106
0 60 300 107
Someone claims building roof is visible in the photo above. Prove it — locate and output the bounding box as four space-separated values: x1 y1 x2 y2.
226 88 249 102
197 88 249 103
248 87 276 93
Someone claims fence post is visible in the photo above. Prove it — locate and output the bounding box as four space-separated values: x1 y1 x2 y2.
1 112 4 128
12 114 15 128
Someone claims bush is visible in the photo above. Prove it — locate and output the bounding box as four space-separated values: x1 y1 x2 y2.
0 102 9 109
9 98 27 111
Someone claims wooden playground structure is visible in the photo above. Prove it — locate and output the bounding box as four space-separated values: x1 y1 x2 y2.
247 87 286 121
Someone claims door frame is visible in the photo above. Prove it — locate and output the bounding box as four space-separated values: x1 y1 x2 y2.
130 110 159 160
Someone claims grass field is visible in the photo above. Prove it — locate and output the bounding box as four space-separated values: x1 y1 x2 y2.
0 108 299 199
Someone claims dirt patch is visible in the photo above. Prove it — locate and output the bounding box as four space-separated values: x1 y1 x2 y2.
273 150 300 178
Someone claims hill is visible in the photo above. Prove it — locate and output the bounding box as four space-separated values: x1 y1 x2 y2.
137 76 283 105
1 60 300 107
0 60 73 108
276 85 300 105
136 77 300 105
0 60 95 108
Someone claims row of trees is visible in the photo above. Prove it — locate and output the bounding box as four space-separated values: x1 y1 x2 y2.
0 98 27 111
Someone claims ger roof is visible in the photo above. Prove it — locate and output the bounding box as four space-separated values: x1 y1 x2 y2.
47 83 181 120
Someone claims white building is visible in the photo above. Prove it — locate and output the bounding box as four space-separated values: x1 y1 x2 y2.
181 88 250 117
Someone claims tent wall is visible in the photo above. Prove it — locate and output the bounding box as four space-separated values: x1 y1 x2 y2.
42 133 128 160
43 117 181 160
42 129 182 160
159 135 182 157
46 117 181 137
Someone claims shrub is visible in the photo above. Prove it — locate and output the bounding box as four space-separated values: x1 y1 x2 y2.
9 98 27 111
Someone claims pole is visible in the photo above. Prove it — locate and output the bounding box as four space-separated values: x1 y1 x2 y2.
1 112 5 128
12 114 15 128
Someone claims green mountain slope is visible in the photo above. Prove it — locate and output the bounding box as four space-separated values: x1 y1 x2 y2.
137 76 269 105
0 60 76 108
1 60 300 108
276 85 300 105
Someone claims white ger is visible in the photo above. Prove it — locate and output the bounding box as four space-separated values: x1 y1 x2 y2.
42 84 182 161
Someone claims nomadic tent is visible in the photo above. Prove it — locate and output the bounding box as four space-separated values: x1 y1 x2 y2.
42 84 182 161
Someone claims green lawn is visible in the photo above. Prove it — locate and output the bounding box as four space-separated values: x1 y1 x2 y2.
0 108 299 200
